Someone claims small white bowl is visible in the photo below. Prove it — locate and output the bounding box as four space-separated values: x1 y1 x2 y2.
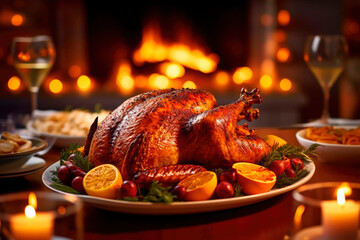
296 127 360 164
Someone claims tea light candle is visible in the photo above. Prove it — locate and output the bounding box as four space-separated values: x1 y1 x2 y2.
10 205 54 240
321 188 359 240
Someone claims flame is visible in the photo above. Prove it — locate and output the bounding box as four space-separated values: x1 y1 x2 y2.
338 182 352 196
149 73 169 89
293 204 305 232
17 51 30 62
214 71 230 86
277 47 290 62
160 62 185 79
28 192 37 210
183 80 196 89
337 188 346 206
24 205 36 218
233 67 253 84
133 21 218 73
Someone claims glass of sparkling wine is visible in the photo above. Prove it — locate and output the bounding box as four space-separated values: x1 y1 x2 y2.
11 35 55 116
304 35 347 124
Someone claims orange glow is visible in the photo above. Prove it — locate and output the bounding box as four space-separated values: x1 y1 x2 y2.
11 14 24 26
261 59 275 74
117 75 135 91
260 74 273 89
338 182 352 197
49 79 63 94
183 80 196 89
214 71 230 86
260 14 273 26
8 76 21 91
233 67 253 84
77 75 91 91
149 73 169 89
277 10 290 26
274 30 287 43
133 21 218 73
28 192 37 210
293 204 305 232
277 47 290 62
17 52 30 62
68 65 82 78
160 62 185 79
279 78 292 91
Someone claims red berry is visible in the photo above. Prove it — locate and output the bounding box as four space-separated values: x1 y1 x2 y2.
291 158 304 170
171 185 186 201
117 180 138 199
215 181 234 198
71 176 85 193
57 165 71 185
219 169 237 183
285 168 296 178
269 160 286 176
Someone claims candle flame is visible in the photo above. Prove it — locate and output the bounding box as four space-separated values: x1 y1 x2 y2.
338 182 352 196
337 188 346 206
293 204 305 232
24 205 36 218
28 192 37 210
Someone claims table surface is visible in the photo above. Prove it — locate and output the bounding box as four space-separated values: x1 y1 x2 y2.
1 128 359 240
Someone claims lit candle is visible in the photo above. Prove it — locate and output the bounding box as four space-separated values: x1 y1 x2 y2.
9 193 54 240
321 188 359 240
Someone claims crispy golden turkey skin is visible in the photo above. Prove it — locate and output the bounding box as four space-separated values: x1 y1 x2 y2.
88 88 270 180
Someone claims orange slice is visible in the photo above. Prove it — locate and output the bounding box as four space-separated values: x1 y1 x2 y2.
83 164 123 199
232 162 276 195
178 171 217 201
264 135 287 147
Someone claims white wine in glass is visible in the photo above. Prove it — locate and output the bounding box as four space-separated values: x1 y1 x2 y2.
11 35 55 116
304 35 347 124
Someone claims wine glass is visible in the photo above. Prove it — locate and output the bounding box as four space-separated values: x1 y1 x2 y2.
11 35 56 116
304 35 347 124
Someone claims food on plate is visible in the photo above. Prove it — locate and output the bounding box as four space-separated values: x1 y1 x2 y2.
305 126 360 145
83 164 123 199
215 181 235 198
133 164 206 189
232 162 276 195
0 131 33 153
178 171 218 201
50 88 318 203
264 134 287 147
87 88 270 180
32 109 109 137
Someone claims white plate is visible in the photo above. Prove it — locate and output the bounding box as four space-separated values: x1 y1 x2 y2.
0 135 47 161
42 161 315 215
0 156 45 178
296 126 360 164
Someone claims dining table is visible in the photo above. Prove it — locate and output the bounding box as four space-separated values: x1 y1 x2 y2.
1 127 359 240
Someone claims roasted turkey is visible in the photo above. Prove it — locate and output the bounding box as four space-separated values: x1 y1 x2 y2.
87 88 270 180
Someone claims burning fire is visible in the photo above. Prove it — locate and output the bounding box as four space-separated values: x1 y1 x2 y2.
133 21 219 74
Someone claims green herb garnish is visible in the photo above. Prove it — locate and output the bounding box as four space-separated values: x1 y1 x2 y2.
143 181 176 204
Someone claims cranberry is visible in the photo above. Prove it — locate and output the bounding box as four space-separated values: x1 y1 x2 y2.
117 180 138 199
57 165 71 185
269 160 286 176
291 158 304 170
215 181 234 198
285 168 296 178
71 176 85 193
171 185 186 201
219 168 237 184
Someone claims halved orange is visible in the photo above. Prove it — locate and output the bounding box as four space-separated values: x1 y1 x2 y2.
83 164 123 199
264 134 287 148
178 171 217 201
232 162 276 195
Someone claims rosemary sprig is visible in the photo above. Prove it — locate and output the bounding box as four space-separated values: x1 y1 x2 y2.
143 181 176 204
259 143 319 168
274 168 309 188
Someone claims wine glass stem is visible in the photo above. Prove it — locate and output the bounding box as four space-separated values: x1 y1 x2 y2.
30 91 38 117
321 87 330 124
